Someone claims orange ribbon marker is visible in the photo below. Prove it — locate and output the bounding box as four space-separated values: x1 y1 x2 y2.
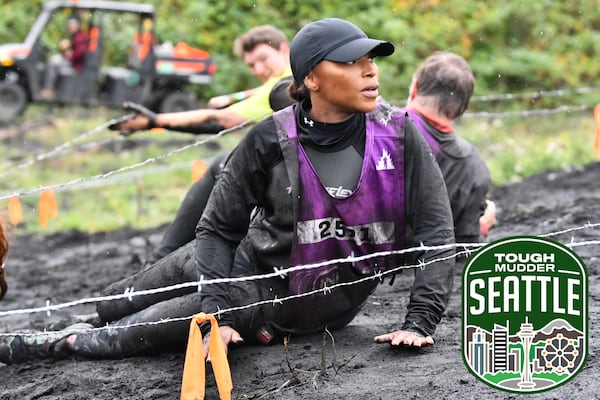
191 160 207 183
39 188 58 228
180 313 232 400
594 104 600 160
8 196 23 226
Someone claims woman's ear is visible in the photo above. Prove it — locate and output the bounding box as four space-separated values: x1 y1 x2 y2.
304 73 319 92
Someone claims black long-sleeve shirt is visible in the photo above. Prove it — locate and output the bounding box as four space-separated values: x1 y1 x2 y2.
407 111 491 243
195 101 455 336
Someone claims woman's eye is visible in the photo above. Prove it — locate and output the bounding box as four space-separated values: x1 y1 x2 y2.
345 56 375 65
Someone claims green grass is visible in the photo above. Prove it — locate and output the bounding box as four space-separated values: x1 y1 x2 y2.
459 109 596 185
0 102 597 234
0 104 246 234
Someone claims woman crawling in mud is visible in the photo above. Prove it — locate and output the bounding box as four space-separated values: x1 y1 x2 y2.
0 17 456 364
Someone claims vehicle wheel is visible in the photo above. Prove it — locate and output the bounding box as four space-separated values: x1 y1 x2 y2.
158 91 198 113
0 81 27 120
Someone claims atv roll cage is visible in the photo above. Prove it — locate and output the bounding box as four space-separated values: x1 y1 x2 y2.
0 0 215 120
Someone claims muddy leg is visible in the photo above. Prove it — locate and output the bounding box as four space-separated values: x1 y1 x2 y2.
96 241 199 322
74 292 204 358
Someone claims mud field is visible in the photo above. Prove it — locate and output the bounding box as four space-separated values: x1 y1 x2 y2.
1 162 599 400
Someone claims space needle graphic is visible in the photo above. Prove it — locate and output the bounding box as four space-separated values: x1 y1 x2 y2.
518 317 536 390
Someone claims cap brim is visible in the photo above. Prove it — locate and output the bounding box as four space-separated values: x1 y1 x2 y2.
324 38 394 63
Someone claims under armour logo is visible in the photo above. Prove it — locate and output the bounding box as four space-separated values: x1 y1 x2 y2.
304 117 314 127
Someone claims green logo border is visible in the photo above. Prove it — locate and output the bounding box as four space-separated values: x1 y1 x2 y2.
461 235 588 394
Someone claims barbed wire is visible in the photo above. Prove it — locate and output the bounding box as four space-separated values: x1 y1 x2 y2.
538 221 600 238
0 92 596 200
462 104 593 119
0 221 597 337
0 248 522 336
0 118 122 177
0 241 466 318
0 93 597 338
47 159 212 193
390 86 600 105
470 86 600 102
2 238 598 338
0 117 262 202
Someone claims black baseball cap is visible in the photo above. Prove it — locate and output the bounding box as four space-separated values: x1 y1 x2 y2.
290 18 394 85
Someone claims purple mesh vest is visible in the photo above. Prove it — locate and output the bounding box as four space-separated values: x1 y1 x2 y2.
273 104 407 298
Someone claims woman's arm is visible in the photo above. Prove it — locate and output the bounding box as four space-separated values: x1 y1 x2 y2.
402 117 456 337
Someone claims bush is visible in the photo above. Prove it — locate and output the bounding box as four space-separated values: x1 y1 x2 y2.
2 0 598 102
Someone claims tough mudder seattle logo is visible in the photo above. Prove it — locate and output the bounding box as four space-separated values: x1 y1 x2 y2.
462 236 587 394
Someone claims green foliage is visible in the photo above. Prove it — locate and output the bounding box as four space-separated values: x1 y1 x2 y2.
2 0 599 101
1 1 599 234
458 111 596 185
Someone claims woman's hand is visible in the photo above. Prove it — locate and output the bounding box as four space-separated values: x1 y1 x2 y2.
374 329 434 348
203 325 244 361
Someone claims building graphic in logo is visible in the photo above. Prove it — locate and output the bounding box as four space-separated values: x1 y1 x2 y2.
462 236 587 394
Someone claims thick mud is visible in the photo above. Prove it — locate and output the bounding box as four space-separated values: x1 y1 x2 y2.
1 162 599 400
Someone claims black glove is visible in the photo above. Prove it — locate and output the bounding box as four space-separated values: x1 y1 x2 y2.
108 101 226 135
107 102 157 136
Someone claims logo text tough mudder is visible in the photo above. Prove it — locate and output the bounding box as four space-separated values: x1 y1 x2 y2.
462 236 588 394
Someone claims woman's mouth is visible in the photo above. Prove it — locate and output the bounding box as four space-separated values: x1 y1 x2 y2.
362 86 379 98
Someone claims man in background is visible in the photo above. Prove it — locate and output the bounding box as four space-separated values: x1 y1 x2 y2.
111 25 292 135
402 51 495 247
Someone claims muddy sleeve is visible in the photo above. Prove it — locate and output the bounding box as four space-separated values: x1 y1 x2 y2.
162 118 225 135
453 179 490 244
402 118 456 337
451 151 492 244
151 153 228 261
194 120 279 327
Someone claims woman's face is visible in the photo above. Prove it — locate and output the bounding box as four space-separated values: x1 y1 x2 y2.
306 54 380 122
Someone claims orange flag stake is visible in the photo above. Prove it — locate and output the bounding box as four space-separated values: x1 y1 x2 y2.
191 160 207 183
8 196 24 226
180 313 232 400
594 104 600 160
39 188 58 228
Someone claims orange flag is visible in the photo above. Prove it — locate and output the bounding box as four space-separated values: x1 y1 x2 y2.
39 188 58 228
8 196 23 226
191 160 207 183
594 104 600 160
180 313 232 400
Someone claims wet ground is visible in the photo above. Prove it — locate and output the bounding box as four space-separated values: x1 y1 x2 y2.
1 162 599 400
